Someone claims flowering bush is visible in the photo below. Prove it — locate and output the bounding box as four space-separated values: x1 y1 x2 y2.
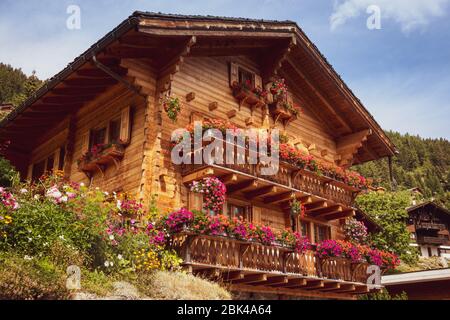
256 226 276 245
190 177 227 213
164 208 194 233
115 195 144 217
343 218 369 244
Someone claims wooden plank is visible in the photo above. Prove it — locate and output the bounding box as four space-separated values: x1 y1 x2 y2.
319 282 341 291
305 201 328 212
325 209 355 221
312 205 343 217
251 276 288 286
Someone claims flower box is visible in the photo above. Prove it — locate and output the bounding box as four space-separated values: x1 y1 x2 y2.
78 143 125 173
268 99 297 122
231 82 266 109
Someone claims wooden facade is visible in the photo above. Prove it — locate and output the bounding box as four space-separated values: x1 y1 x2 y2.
0 12 396 299
407 202 450 258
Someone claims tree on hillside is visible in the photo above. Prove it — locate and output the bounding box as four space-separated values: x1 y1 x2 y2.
0 63 43 107
354 131 450 209
356 190 418 264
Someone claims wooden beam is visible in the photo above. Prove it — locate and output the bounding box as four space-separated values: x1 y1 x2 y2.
245 186 277 199
264 191 295 204
251 276 288 286
194 268 220 278
182 168 215 184
220 173 238 185
320 282 341 291
233 273 267 284
274 278 307 288
41 95 97 104
227 179 258 194
303 280 324 290
325 209 355 221
63 78 117 87
51 87 107 96
286 58 353 133
305 201 327 212
336 284 355 293
311 205 343 217
221 271 244 282
261 36 296 81
76 67 127 78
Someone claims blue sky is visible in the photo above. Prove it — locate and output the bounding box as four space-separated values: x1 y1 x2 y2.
0 0 449 139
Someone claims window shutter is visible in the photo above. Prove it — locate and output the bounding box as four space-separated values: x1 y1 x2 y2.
120 106 131 144
254 74 263 89
26 164 33 182
81 131 90 154
252 206 261 224
229 62 239 87
189 192 203 211
53 148 61 172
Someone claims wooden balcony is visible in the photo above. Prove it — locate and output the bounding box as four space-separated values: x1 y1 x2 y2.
415 222 446 231
182 156 358 221
417 235 449 245
173 233 380 299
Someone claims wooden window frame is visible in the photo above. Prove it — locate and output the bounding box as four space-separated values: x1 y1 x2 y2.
226 199 252 222
27 146 66 181
314 223 331 243
229 62 263 89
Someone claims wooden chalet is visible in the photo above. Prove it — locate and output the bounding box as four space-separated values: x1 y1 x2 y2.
407 201 450 259
0 12 396 299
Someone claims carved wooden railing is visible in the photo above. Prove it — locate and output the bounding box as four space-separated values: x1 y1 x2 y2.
172 233 371 284
182 147 356 206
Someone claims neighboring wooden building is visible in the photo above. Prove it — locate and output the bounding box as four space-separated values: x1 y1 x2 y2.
407 202 450 259
0 12 396 299
383 268 450 300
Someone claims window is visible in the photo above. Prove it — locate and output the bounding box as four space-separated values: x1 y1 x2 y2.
226 203 252 221
109 119 121 144
90 127 107 148
315 224 331 243
58 147 66 171
46 155 54 172
32 160 45 181
238 68 253 87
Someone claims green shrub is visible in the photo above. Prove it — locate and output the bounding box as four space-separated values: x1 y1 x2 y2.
0 252 69 300
359 289 408 300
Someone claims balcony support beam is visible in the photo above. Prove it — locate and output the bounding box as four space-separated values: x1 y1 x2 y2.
274 278 307 288
303 280 324 290
221 271 244 282
227 179 258 194
245 186 278 200
305 201 328 212
264 191 295 204
320 282 341 291
233 273 267 284
251 275 288 286
325 209 355 221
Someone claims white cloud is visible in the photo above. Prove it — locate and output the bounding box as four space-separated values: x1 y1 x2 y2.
330 0 450 32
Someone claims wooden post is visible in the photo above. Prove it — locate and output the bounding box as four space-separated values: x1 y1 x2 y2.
183 235 194 264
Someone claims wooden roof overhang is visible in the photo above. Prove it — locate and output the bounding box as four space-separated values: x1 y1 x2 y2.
0 12 396 167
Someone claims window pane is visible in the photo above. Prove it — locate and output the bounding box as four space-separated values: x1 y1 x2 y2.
46 156 54 172
109 119 121 143
58 147 66 170
238 68 253 87
32 160 45 181
90 127 107 148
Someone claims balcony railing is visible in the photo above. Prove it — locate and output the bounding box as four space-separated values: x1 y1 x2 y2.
172 233 378 296
417 235 449 245
182 159 357 208
415 222 446 231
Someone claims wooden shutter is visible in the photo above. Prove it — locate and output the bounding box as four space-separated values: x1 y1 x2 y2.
189 192 203 211
26 164 33 182
81 131 90 154
120 106 131 144
229 62 239 87
53 148 61 172
252 206 262 224
254 74 263 89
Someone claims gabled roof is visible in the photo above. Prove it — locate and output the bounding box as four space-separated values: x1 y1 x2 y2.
0 11 397 164
407 201 450 217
